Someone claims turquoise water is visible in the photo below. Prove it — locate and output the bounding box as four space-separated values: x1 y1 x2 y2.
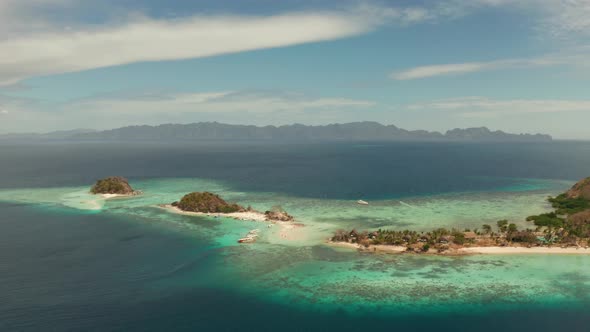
1 176 588 318
2 142 590 330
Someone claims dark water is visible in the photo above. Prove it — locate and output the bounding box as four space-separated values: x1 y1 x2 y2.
1 141 590 331
2 141 590 197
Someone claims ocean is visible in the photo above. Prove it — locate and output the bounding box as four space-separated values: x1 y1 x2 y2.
1 141 590 331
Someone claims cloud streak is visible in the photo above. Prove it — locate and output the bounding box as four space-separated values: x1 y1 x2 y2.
407 97 590 117
391 52 590 80
0 90 376 133
2 1 589 85
0 12 379 86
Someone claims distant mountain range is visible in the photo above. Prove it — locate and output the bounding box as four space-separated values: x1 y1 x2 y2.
0 122 552 142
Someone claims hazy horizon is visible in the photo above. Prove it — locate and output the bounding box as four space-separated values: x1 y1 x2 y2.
0 120 555 139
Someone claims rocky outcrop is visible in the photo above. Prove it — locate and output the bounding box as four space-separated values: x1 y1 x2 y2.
174 192 244 213
566 177 590 200
264 206 294 221
91 177 135 195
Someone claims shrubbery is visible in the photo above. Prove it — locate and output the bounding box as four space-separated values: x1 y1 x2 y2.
91 177 134 194
548 194 590 215
176 192 243 213
526 212 565 228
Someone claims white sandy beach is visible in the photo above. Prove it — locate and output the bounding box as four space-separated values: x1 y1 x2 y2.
100 193 140 199
329 241 590 255
161 204 269 222
460 246 590 255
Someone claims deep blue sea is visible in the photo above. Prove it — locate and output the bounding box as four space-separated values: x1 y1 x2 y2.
1 141 590 331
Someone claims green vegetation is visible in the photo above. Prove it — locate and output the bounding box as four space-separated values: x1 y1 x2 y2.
508 223 518 233
526 212 565 228
332 177 590 253
548 194 590 215
497 220 508 232
174 192 243 213
333 227 478 250
90 176 134 195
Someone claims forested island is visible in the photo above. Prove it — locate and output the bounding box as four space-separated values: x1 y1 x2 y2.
331 177 590 255
167 191 294 222
90 177 142 197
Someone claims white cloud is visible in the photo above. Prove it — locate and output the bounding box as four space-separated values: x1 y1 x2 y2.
1 0 588 85
67 90 376 114
392 62 500 80
0 12 379 86
407 97 590 117
0 110 8 115
1 1 476 86
391 52 590 80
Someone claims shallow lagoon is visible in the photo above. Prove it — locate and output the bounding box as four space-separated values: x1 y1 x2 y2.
1 142 590 330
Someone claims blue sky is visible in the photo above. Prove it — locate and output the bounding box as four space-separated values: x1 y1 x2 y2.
0 0 589 138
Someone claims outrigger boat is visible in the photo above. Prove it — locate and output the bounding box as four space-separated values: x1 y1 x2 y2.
238 229 260 243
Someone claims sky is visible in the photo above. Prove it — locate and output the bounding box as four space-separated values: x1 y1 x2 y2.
0 0 589 139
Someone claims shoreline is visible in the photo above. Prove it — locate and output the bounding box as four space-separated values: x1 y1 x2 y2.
460 246 590 255
99 191 142 199
100 193 134 199
159 204 308 242
328 241 590 256
160 204 281 223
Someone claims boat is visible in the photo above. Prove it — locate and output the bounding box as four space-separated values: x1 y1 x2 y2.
238 237 256 243
238 229 260 243
357 200 369 205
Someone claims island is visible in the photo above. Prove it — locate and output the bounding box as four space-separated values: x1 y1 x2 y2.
90 176 142 198
330 177 590 255
164 192 295 223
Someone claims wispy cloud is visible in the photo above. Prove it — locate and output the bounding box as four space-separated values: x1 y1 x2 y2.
68 90 376 114
392 62 503 80
0 1 466 86
1 0 589 85
391 52 590 80
0 90 376 133
0 12 377 86
535 0 590 38
407 97 590 117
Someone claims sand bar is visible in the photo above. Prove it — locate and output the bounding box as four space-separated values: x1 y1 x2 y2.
101 193 136 199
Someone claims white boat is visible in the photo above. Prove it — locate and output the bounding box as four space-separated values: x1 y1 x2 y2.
238 230 260 243
238 237 256 243
357 200 369 205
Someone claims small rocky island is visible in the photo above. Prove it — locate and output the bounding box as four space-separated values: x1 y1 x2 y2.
169 192 294 222
265 206 295 221
90 176 141 197
331 176 590 255
172 192 244 213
